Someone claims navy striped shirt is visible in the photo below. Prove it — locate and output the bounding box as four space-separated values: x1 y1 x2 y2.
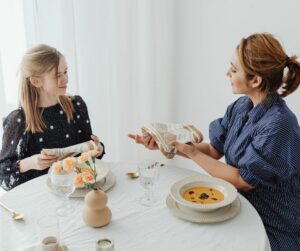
209 93 300 251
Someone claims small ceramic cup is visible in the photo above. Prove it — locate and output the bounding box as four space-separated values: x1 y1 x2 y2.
36 215 59 242
95 238 114 251
41 236 59 251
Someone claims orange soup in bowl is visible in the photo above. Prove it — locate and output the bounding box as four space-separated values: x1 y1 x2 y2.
183 186 224 204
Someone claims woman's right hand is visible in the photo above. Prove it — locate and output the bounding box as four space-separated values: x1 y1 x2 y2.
19 154 59 173
128 134 159 150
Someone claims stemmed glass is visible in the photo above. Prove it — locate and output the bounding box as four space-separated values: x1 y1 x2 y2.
50 171 76 217
138 161 160 207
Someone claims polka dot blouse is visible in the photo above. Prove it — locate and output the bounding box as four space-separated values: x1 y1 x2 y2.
0 95 105 191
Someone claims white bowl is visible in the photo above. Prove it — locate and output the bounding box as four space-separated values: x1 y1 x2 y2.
170 175 237 212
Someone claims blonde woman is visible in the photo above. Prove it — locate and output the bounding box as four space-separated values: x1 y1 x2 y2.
129 33 300 250
0 44 105 191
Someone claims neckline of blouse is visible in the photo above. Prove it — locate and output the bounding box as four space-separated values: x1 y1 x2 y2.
244 93 281 124
39 103 61 110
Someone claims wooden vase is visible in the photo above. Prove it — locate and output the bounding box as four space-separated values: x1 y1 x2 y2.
82 188 112 228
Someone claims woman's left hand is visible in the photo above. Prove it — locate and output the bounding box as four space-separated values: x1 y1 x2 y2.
171 141 198 158
91 134 103 157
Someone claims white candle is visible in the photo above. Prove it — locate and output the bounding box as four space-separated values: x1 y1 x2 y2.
96 238 114 251
98 239 111 247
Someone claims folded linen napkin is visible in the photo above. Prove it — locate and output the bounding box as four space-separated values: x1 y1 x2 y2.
42 140 101 160
141 123 203 159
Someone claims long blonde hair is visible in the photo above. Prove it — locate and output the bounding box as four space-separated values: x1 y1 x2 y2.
237 33 300 97
19 44 74 133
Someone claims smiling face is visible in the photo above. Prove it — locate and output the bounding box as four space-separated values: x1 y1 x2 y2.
40 56 68 97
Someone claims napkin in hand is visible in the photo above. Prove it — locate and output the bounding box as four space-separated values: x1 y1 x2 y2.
141 123 203 159
42 140 101 160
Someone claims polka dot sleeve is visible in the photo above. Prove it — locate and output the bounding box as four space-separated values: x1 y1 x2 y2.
0 109 25 190
72 95 105 159
72 95 93 142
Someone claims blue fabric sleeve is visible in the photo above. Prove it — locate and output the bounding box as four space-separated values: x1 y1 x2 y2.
209 100 237 154
238 115 299 187
209 118 226 154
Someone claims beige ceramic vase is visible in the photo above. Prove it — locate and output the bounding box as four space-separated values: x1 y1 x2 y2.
82 188 112 228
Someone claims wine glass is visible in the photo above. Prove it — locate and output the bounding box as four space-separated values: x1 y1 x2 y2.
138 161 160 206
50 171 76 217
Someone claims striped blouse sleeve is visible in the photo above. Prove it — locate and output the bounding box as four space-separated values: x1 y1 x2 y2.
238 115 299 187
209 100 237 154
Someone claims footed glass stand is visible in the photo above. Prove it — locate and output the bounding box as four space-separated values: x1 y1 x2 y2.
51 171 76 217
138 161 160 207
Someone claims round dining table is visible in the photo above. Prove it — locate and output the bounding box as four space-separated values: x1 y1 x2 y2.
0 162 271 251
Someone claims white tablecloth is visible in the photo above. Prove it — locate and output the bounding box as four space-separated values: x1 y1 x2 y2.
0 162 271 251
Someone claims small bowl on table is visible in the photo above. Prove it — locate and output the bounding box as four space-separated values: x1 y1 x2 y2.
170 175 237 212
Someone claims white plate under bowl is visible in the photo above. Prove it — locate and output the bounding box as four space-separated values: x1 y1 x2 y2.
47 171 116 198
170 174 237 212
166 194 240 223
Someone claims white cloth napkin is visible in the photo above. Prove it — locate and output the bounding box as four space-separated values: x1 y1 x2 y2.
42 140 101 160
141 123 203 159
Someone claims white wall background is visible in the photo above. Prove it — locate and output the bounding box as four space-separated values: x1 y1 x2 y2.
21 0 176 165
2 0 300 170
172 0 300 168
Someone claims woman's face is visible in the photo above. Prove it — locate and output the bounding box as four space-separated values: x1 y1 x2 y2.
226 51 252 95
40 56 68 97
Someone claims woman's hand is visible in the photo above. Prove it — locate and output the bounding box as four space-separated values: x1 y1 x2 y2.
171 141 199 158
91 134 103 157
20 154 58 173
128 134 158 150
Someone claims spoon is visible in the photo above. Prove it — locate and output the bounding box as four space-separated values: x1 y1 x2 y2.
0 201 24 220
126 162 166 179
126 172 140 179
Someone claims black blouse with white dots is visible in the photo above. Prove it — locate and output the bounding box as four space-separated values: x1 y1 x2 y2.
0 95 105 191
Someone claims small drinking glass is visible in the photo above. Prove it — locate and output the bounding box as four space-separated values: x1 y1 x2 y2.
50 171 76 217
138 161 160 206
